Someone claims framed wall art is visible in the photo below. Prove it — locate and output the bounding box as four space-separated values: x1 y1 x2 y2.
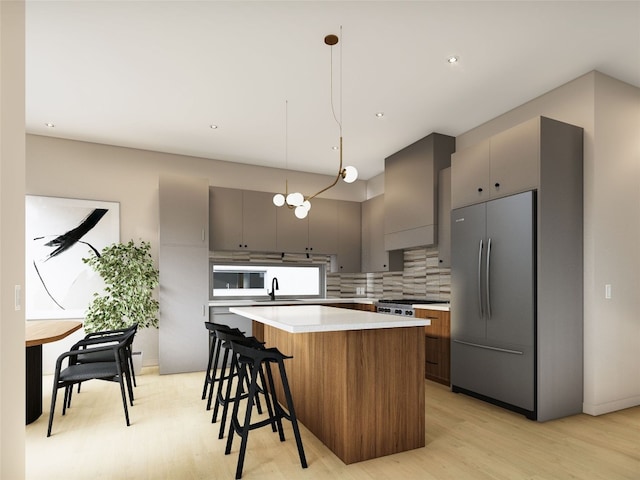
25 195 120 319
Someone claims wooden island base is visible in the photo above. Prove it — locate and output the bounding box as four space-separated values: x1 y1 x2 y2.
262 324 425 464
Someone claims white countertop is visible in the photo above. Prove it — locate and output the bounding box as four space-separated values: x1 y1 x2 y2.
211 297 450 311
230 305 430 333
413 303 450 312
210 297 375 308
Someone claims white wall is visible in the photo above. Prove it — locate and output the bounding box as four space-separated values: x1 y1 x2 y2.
586 74 640 414
26 135 367 369
1 1 26 477
455 71 640 415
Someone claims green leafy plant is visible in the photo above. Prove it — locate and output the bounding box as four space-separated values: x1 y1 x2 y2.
83 240 159 333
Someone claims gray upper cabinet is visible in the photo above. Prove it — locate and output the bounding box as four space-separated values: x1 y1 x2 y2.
276 204 308 253
160 174 209 246
384 133 455 251
452 117 541 209
438 167 452 268
490 117 540 198
451 139 491 209
211 187 357 262
209 187 276 252
307 198 338 254
335 200 361 273
362 194 403 272
277 197 338 254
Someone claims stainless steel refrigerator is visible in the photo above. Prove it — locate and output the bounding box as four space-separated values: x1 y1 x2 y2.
450 190 536 419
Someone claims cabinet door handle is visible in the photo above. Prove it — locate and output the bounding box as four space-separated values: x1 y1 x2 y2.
478 187 483 193
486 237 492 320
477 239 484 319
494 182 500 188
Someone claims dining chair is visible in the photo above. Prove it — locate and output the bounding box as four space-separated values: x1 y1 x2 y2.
47 329 136 437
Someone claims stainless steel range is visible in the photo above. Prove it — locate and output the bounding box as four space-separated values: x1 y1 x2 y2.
375 299 449 316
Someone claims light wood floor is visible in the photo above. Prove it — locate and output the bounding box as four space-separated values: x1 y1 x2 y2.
26 367 640 479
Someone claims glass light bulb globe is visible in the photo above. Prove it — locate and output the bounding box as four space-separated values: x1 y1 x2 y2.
273 193 285 207
287 192 304 206
295 205 309 219
302 200 311 211
342 166 358 183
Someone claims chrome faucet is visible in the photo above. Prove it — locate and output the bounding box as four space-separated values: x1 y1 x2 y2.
268 277 279 301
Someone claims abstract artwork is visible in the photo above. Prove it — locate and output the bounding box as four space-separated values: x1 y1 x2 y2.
25 195 120 319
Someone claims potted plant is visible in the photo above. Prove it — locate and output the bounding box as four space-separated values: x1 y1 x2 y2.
83 240 159 371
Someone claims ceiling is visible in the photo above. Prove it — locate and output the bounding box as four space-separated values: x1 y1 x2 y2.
25 1 640 181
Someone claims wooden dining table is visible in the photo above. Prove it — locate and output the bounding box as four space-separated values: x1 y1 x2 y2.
25 320 83 424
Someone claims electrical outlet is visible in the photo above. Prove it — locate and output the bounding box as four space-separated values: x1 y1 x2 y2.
605 284 612 299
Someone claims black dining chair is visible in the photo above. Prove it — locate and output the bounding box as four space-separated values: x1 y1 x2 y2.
47 328 136 437
76 323 139 390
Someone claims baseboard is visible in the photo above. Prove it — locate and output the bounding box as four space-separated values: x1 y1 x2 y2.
583 395 640 416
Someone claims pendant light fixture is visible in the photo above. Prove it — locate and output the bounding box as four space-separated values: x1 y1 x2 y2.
273 28 358 219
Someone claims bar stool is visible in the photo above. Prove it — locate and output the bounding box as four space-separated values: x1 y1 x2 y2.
213 330 274 440
225 340 307 479
201 322 242 410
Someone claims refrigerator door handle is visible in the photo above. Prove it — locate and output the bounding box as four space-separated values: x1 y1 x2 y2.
486 237 492 319
477 239 484 319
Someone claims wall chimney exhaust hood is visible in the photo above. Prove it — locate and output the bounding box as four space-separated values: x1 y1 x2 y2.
384 133 455 251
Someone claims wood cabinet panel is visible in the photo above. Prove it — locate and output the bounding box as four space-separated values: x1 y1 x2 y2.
416 308 450 385
263 325 425 464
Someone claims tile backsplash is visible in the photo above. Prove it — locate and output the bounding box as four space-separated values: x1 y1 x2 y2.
327 246 450 300
211 246 450 301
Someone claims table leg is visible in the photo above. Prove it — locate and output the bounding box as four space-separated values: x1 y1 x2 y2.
26 345 43 424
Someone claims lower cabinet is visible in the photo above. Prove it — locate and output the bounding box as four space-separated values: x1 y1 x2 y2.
415 308 450 385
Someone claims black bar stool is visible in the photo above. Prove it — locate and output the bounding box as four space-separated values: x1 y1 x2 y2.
225 340 307 479
213 330 274 440
202 322 242 410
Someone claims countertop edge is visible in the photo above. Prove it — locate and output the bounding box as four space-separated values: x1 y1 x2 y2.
211 298 450 311
230 305 430 333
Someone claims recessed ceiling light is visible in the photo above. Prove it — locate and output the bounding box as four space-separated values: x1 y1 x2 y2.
209 124 218 129
45 122 55 128
447 56 459 64
332 146 339 151
375 112 384 118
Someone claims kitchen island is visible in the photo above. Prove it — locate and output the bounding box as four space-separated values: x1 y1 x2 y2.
229 305 429 464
